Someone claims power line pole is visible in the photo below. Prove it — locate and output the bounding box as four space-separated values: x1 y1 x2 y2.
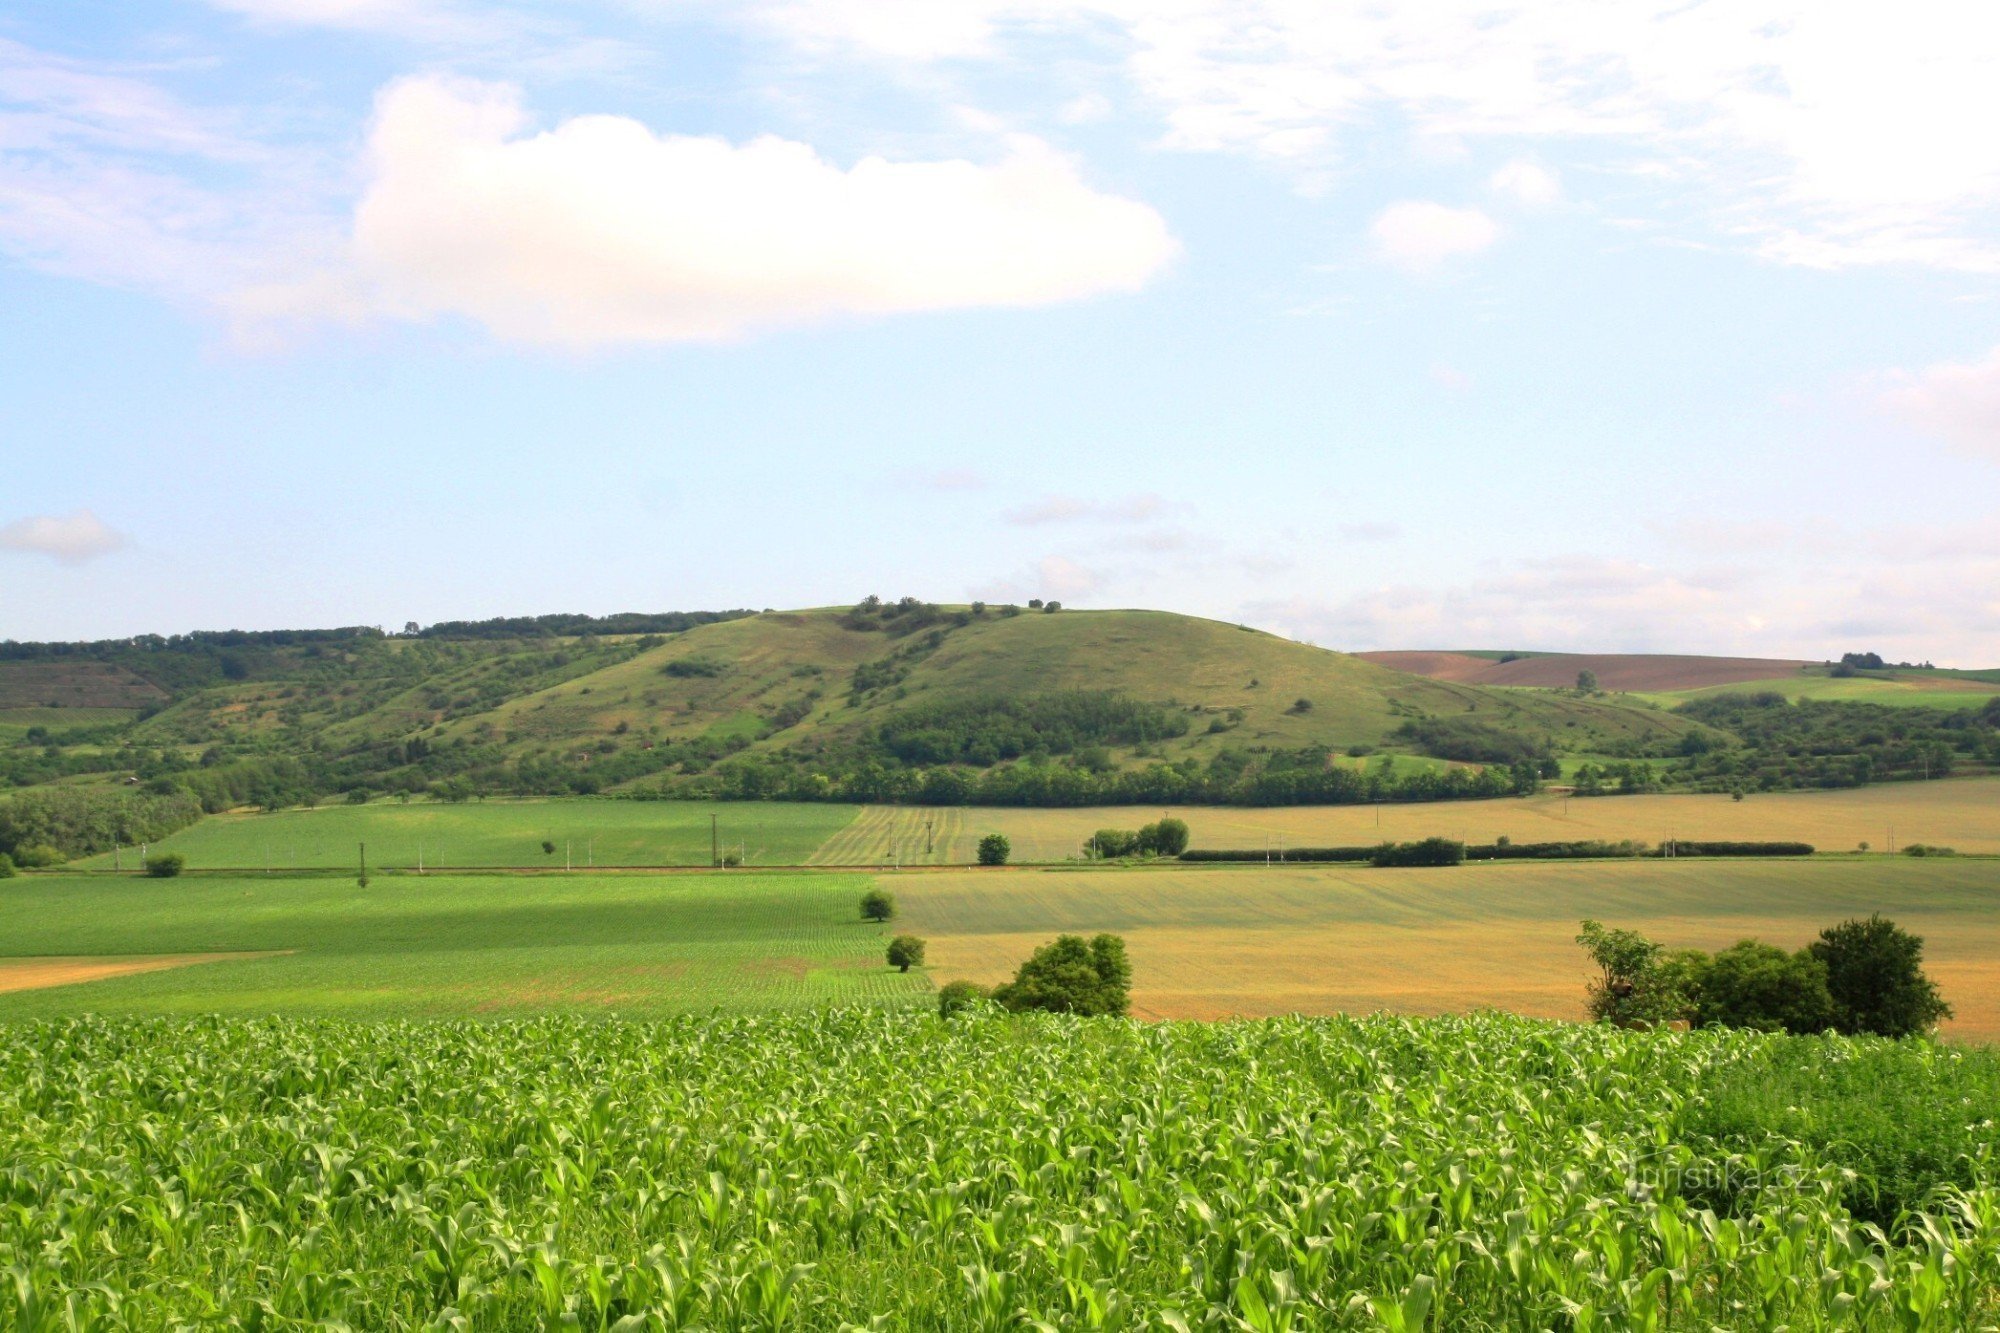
711 814 719 868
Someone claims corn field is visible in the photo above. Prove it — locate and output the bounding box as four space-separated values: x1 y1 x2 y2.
3 1012 1997 1329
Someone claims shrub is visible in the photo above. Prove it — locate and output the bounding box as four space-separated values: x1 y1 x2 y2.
1810 915 1952 1037
886 936 926 972
143 853 186 879
662 657 726 678
1286 697 1313 714
1179 846 1376 863
977 834 1011 866
11 844 65 869
992 934 1131 1017
1371 837 1465 868
1901 844 1957 858
860 889 897 922
541 840 556 855
1576 920 1687 1027
936 980 987 1018
0 851 13 879
1696 941 1834 1034
1137 817 1190 857
345 788 372 805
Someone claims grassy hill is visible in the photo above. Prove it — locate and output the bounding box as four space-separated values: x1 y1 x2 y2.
0 602 1711 810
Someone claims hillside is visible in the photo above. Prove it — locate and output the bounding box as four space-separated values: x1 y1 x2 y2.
2 602 1708 808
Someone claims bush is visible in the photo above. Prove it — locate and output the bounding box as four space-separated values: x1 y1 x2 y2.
11 844 64 869
541 840 556 855
1088 828 1138 858
1138 817 1189 857
1901 844 1957 857
661 657 726 678
1370 837 1465 868
937 980 987 1018
0 851 13 878
1180 846 1376 863
1655 841 1815 858
860 889 897 923
143 853 186 878
992 934 1131 1017
1810 915 1952 1037
1467 840 1647 861
1577 920 1684 1027
1696 941 1834 1034
886 935 926 972
976 834 1010 866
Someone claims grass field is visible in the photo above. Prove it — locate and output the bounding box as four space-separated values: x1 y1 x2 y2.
1640 674 2000 709
900 857 2000 1040
0 871 923 1019
72 777 1998 869
71 798 863 869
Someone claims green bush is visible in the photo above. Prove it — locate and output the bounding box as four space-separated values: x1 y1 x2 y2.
992 934 1131 1017
936 980 987 1018
1371 837 1465 868
886 935 926 972
0 851 14 878
976 834 1010 866
143 853 186 878
1696 941 1834 1034
860 889 896 922
11 843 65 868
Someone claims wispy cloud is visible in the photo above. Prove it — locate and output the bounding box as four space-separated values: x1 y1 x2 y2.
0 509 126 564
1002 492 1165 526
1880 344 2000 461
1369 201 1497 271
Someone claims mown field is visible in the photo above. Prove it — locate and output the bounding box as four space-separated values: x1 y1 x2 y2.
900 857 2000 1040
71 799 863 870
61 776 2000 869
0 871 922 1019
6 1013 2000 1327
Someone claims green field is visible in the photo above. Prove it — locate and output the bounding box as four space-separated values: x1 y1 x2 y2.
6 1011 1998 1327
1640 674 2000 709
72 798 862 870
0 871 923 1018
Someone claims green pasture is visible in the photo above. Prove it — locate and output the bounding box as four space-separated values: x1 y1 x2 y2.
0 871 924 1019
1635 674 2000 709
71 798 862 869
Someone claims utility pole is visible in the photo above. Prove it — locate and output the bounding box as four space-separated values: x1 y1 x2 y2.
418 842 424 875
588 837 594 869
358 841 367 885
711 813 719 869
566 839 572 871
925 816 935 857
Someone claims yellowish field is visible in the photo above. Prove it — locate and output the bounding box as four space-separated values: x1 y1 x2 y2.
807 806 976 865
0 952 287 994
899 858 2000 1041
930 777 2000 862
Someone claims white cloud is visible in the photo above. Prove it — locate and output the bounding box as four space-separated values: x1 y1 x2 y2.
732 1 2000 271
1881 345 2000 460
0 510 125 564
1003 492 1164 525
252 76 1176 346
1369 200 1497 271
1035 554 1101 599
1488 159 1560 208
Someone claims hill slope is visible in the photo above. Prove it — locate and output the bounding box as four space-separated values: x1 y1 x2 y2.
4 603 1708 806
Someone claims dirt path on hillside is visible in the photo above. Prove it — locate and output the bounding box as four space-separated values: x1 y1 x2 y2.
0 952 291 994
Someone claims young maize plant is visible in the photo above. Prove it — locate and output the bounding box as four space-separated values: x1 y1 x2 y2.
1 1011 1997 1328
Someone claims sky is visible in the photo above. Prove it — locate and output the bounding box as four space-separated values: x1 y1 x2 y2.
2 1 1999 663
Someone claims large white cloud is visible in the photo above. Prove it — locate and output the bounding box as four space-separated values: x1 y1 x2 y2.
304 76 1175 346
731 0 2000 272
1881 345 2000 460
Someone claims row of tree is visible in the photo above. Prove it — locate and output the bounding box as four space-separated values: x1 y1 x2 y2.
1578 914 1951 1037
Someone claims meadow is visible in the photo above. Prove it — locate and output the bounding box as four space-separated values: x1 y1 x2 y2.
6 1010 1999 1328
0 871 922 1019
61 776 2000 870
71 798 863 870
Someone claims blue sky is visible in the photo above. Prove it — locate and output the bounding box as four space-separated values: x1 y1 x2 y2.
3 1 1998 662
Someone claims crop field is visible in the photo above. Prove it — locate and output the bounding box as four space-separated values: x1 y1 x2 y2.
70 799 863 870
7 1012 2000 1328
1642 675 2000 709
901 857 2000 1040
946 777 2000 861
0 871 921 1019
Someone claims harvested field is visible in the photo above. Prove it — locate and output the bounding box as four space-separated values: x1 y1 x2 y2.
0 661 170 710
945 777 2000 861
0 952 288 994
807 805 969 865
1360 650 1811 691
900 857 2000 1040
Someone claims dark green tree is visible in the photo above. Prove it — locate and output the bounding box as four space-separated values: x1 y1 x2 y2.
1137 817 1190 857
1696 941 1834 1033
992 934 1131 1016
1576 669 1599 693
1809 915 1952 1037
860 888 897 922
886 935 926 972
143 853 186 878
0 851 14 879
1576 920 1688 1027
977 833 1011 866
